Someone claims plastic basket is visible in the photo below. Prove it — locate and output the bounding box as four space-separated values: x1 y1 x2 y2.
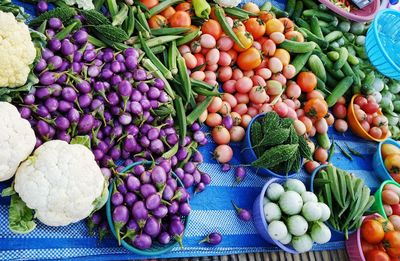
369 180 400 218
106 161 189 256
241 113 302 178
252 178 299 254
365 9 400 80
372 138 400 182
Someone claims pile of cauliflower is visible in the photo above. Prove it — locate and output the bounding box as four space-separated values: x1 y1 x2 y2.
0 11 36 88
0 102 108 231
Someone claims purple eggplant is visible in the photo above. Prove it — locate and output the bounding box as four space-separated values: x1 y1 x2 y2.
112 205 129 245
168 219 185 248
131 201 148 228
199 232 222 245
231 200 251 221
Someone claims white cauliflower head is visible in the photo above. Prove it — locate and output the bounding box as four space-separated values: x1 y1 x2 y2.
64 0 94 10
0 102 35 181
0 11 36 88
214 0 241 7
14 140 108 227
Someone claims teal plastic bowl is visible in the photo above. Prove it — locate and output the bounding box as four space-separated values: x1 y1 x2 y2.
310 164 356 239
106 161 189 256
242 113 302 178
372 138 400 182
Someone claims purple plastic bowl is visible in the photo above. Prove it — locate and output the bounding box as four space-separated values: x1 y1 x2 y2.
252 177 299 254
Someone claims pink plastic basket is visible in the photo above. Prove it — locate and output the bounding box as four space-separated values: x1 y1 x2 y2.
318 0 380 22
345 213 382 261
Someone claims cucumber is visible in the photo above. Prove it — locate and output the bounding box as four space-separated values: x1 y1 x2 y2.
295 18 311 30
333 47 348 70
326 76 354 107
316 133 330 149
327 51 339 61
308 55 326 82
347 54 359 65
292 1 303 20
338 21 351 32
285 0 296 17
303 9 336 22
325 31 343 42
310 16 323 38
292 52 313 76
279 40 317 53
300 28 329 49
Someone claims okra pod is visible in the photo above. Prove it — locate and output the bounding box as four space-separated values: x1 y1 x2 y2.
55 20 80 40
215 6 245 49
139 32 172 79
150 45 166 55
191 79 215 90
125 6 136 37
146 0 183 18
151 27 190 36
327 136 335 163
133 35 182 48
134 18 151 38
187 96 213 125
176 28 201 46
174 97 187 145
106 0 118 17
141 58 175 99
193 86 220 96
177 55 192 103
87 35 107 47
137 7 151 32
224 7 249 20
112 3 129 27
168 41 178 75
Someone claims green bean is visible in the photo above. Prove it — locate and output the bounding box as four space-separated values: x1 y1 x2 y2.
335 142 353 160
345 143 364 158
327 136 335 163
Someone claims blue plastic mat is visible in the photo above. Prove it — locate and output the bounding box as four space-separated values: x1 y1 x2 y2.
1 1 383 260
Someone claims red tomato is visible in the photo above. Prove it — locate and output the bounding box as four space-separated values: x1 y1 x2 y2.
304 98 328 120
383 231 400 258
244 18 266 40
175 2 191 13
362 102 380 114
362 240 377 256
148 15 167 29
392 204 400 215
367 250 390 261
169 11 191 28
160 6 176 19
237 47 262 71
361 219 385 244
201 19 222 40
140 0 159 9
194 53 205 71
355 96 368 107
296 72 317 93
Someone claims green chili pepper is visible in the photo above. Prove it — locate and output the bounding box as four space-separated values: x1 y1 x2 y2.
335 142 353 160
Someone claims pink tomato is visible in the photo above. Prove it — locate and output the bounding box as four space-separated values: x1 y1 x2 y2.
217 36 234 51
229 126 245 142
332 103 347 119
294 119 306 135
230 112 242 126
274 101 288 117
286 107 297 120
223 80 236 93
369 126 382 139
212 125 230 145
354 96 368 107
200 34 216 49
262 39 276 56
266 80 283 96
222 93 238 108
299 116 312 132
243 70 255 77
208 97 223 113
190 41 202 53
314 147 328 163
240 114 252 128
251 75 266 87
249 86 268 104
213 144 233 163
206 48 220 65
183 53 197 69
271 73 287 85
218 101 231 115
235 77 253 93
360 120 370 132
296 109 305 118
206 112 222 127
334 119 348 133
268 57 283 73
362 102 379 114
247 106 259 117
206 64 218 72
308 126 316 137
232 68 244 80
326 113 334 126
283 99 296 110
225 16 234 27
252 41 262 50
256 68 272 80
178 45 190 55
218 51 232 66
259 103 273 113
199 108 208 123
293 99 301 109
233 103 248 115
218 66 233 82
315 118 328 134
305 161 320 174
270 32 285 44
355 109 367 122
367 95 376 103
337 96 346 104
190 71 206 81
282 64 296 79
306 90 325 100
204 71 216 81
205 79 218 86
235 93 249 104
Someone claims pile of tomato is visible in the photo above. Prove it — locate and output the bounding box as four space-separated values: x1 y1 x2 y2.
360 216 400 261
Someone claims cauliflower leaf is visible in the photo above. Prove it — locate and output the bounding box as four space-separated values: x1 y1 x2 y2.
9 194 36 234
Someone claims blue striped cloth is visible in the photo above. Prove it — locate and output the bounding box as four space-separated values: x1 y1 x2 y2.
2 0 382 259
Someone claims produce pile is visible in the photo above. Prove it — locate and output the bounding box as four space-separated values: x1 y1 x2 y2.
0 0 399 258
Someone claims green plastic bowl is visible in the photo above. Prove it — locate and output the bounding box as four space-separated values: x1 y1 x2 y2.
106 160 189 256
369 180 400 219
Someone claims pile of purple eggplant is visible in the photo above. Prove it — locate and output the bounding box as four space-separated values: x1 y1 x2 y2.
111 163 189 250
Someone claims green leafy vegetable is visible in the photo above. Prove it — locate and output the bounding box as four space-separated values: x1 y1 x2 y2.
8 194 36 234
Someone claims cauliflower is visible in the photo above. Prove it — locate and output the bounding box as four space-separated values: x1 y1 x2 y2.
64 0 94 10
214 0 241 7
0 11 36 88
14 140 108 227
0 102 35 182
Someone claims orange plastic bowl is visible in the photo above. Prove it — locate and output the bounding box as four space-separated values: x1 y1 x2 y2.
347 94 390 142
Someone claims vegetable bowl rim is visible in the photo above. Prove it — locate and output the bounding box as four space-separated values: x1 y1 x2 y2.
310 164 356 236
254 177 300 254
347 94 390 142
370 179 400 219
373 138 400 183
106 160 189 256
